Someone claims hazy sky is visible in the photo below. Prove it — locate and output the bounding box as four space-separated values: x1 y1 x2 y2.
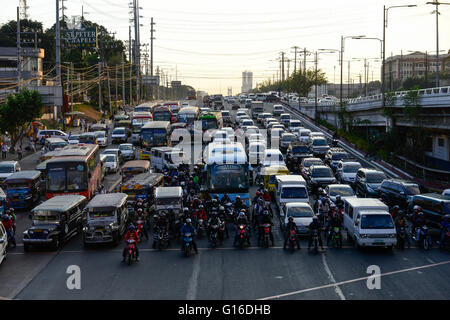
2 0 450 94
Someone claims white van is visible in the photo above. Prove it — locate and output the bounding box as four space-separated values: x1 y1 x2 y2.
298 129 312 143
0 222 7 265
343 198 397 250
275 175 309 213
151 147 181 172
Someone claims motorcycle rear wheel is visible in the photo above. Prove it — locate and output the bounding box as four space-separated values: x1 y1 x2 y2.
127 253 132 265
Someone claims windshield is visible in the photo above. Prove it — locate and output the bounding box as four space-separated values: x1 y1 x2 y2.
0 166 15 173
135 107 151 113
88 210 115 218
304 160 322 168
201 118 218 130
47 163 88 192
344 164 361 173
332 153 348 160
33 211 59 225
7 180 30 189
178 113 196 125
281 187 308 199
282 135 296 142
329 187 355 197
208 164 249 192
404 185 420 195
121 188 147 196
290 122 301 127
366 173 386 184
95 132 105 138
113 129 125 135
119 145 133 151
141 128 167 147
313 139 328 146
292 146 309 154
265 154 284 162
287 207 313 218
153 111 171 121
360 214 394 229
249 145 265 153
312 168 333 178
105 156 116 162
156 198 181 206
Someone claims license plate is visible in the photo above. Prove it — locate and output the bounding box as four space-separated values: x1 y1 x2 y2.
34 229 42 232
96 228 104 231
374 240 384 244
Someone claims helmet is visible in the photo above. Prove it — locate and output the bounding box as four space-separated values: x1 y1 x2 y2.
256 191 261 196
160 212 166 218
186 218 192 223
413 205 421 211
318 188 323 193
219 206 225 212
199 205 204 209
336 195 341 199
153 214 159 219
240 209 246 214
1 214 9 222
288 216 294 222
180 181 185 186
211 211 217 215
183 207 189 213
8 208 14 213
190 189 195 195
239 212 245 218
330 203 336 208
212 199 218 204
264 189 268 193
444 214 450 221
129 225 135 231
321 197 326 202
393 205 400 211
312 216 318 221
418 212 424 216
398 210 405 217
236 196 241 200
263 210 269 215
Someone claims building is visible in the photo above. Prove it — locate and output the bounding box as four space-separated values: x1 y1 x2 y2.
0 47 45 89
384 50 450 89
241 71 253 93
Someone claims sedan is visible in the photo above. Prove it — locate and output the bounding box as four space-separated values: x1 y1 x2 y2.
119 143 136 161
325 184 356 203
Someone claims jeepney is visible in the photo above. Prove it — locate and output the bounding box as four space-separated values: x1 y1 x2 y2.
259 165 290 194
5 170 42 209
121 160 150 182
82 193 129 246
0 188 6 215
114 114 130 127
120 172 164 207
155 186 183 214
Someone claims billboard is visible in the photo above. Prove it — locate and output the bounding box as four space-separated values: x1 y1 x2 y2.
171 81 182 88
65 28 97 48
142 75 160 85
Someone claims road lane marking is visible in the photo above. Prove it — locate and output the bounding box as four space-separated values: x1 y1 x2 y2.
258 259 450 300
186 252 201 300
322 254 346 300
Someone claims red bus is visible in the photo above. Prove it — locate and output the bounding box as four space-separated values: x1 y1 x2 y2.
45 144 102 200
163 102 180 122
153 105 175 123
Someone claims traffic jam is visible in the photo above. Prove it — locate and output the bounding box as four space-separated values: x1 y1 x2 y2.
1 96 449 268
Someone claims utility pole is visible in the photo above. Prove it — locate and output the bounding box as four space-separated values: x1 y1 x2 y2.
150 17 155 99
16 7 21 90
280 52 285 81
129 63 133 106
291 46 299 73
122 52 125 107
314 52 318 120
98 62 102 112
303 48 307 75
133 0 140 104
70 62 73 112
348 61 351 99
106 63 112 115
115 66 118 113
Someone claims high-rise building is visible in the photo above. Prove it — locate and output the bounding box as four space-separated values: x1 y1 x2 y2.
241 71 253 93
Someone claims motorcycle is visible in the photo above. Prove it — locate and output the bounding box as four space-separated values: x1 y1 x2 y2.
441 229 450 250
124 239 137 265
311 229 320 254
183 232 194 257
397 226 407 250
261 223 272 248
136 219 146 242
209 224 219 248
197 219 206 239
218 222 226 244
236 224 249 249
332 139 339 147
413 225 432 250
330 226 342 249
154 227 170 250
288 229 297 251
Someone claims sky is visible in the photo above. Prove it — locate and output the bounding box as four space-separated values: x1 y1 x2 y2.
2 0 450 95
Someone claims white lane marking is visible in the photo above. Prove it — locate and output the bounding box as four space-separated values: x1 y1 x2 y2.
186 253 201 300
258 259 450 300
322 254 346 300
426 258 435 264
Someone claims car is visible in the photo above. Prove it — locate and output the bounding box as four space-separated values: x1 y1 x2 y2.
212 130 230 144
298 129 312 143
286 143 313 168
257 112 272 124
111 127 128 144
262 149 285 167
245 99 253 108
443 189 450 196
288 119 302 132
181 102 189 108
221 110 232 125
273 105 284 116
248 133 266 144
101 153 120 174
267 121 282 131
408 193 450 228
336 160 362 185
355 168 387 198
68 134 80 144
241 119 255 128
102 148 124 165
222 127 235 141
44 137 68 151
235 111 248 124
119 143 136 161
378 179 421 210
94 131 107 147
299 157 323 180
200 107 211 114
265 95 279 103
271 124 286 131
325 184 356 203
0 161 21 185
280 132 297 153
309 132 326 140
306 165 337 193
264 117 278 128
324 148 350 172
281 202 314 235
310 137 330 157
248 141 266 166
279 113 291 126
37 129 69 144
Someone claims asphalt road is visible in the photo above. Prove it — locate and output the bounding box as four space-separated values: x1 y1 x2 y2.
2 101 449 300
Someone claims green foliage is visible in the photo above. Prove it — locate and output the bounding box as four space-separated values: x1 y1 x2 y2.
0 89 43 150
402 85 422 121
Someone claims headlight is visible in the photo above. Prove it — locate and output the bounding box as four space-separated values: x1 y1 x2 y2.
360 234 368 238
25 195 32 200
43 230 49 234
28 230 34 235
390 234 397 238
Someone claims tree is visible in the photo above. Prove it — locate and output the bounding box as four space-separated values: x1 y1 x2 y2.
289 69 327 97
0 89 43 151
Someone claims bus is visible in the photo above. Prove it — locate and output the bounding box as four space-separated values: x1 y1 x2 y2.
199 112 223 144
45 144 101 200
131 111 153 145
163 102 180 122
204 142 251 206
139 121 172 160
177 106 199 129
187 90 196 100
134 103 152 113
152 105 174 123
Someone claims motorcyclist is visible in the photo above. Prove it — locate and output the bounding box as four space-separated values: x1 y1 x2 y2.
6 208 16 234
259 210 275 246
252 191 262 205
439 214 450 249
395 210 411 248
411 205 423 232
252 198 265 230
191 196 201 210
318 197 330 225
390 205 400 220
326 210 343 246
414 212 427 242
218 206 229 238
234 212 251 246
181 207 191 223
180 218 198 254
135 208 149 241
283 216 301 249
221 194 231 206
334 195 344 210
234 195 246 212
1 214 16 248
210 198 220 215
122 225 139 261
308 216 324 251
152 211 170 248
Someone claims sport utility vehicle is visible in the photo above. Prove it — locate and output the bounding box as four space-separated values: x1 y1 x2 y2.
355 168 387 198
306 165 336 193
378 179 420 209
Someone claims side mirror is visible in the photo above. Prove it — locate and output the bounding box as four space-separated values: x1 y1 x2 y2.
0 239 4 244
355 219 359 226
